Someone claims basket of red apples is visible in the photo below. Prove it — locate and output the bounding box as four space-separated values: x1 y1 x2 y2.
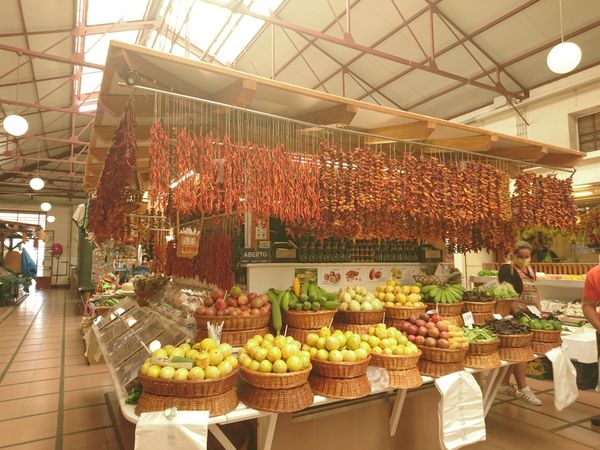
194 286 271 331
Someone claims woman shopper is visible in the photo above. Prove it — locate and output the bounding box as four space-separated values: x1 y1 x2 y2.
496 241 542 406
582 259 600 426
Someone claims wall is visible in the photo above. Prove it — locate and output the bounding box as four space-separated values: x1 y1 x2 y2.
0 198 80 286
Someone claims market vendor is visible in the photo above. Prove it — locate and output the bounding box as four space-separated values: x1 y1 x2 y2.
132 255 150 276
582 260 600 426
497 241 543 406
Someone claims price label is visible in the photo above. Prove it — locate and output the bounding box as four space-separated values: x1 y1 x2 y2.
492 314 502 320
462 312 474 329
527 305 542 317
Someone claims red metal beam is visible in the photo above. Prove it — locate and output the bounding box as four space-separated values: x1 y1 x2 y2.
0 132 89 147
0 169 84 180
356 0 541 102
0 98 95 116
0 28 72 38
0 152 86 165
0 43 104 70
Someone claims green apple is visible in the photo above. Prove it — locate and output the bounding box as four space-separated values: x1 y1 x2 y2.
263 333 275 342
178 343 191 353
336 334 347 348
309 347 318 358
306 333 319 347
239 353 252 368
316 337 327 350
281 343 298 360
346 334 361 350
258 359 273 373
225 355 238 369
286 355 303 372
188 367 205 380
200 338 218 352
159 366 176 380
218 360 233 376
218 343 233 357
325 336 341 351
359 342 372 353
319 327 331 338
208 348 224 366
361 334 370 342
140 361 152 374
355 348 368 360
146 365 162 378
328 350 343 362
174 368 189 381
170 348 186 359
368 336 380 348
267 346 282 363
248 360 260 371
163 345 176 356
343 350 357 362
316 349 329 361
260 339 273 349
185 349 200 360
152 348 168 359
254 347 268 362
272 359 287 373
372 346 383 354
205 365 221 379
383 347 393 355
300 354 310 369
252 335 264 344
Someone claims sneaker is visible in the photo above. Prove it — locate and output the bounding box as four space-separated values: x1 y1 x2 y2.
516 387 542 406
498 384 516 397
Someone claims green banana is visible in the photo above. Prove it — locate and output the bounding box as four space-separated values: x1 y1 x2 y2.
267 290 282 335
281 290 291 311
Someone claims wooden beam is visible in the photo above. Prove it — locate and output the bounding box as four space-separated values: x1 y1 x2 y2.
487 146 548 162
294 104 357 125
214 79 256 107
100 93 155 117
537 153 582 168
369 121 436 140
425 134 498 152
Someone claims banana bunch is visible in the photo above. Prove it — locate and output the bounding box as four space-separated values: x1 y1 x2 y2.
421 284 464 304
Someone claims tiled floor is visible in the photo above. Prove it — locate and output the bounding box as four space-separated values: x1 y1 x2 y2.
0 287 598 450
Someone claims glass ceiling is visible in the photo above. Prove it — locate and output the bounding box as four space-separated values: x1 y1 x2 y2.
78 0 283 111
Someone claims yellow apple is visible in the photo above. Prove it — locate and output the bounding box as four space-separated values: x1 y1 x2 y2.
188 366 205 380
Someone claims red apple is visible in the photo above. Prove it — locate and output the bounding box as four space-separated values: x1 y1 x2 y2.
206 306 216 316
440 331 450 340
415 319 426 328
195 306 207 315
259 306 269 314
415 335 426 346
431 314 442 323
250 308 261 316
408 315 418 324
248 292 258 301
211 288 225 301
241 310 250 317
425 322 436 329
216 310 226 316
251 297 263 309
419 313 430 321
240 305 250 311
227 298 238 307
428 327 440 339
407 325 418 336
215 299 227 311
204 297 214 307
400 321 411 332
424 337 437 347
436 322 448 332
259 294 269 304
407 334 416 343
418 326 429 337
237 294 249 306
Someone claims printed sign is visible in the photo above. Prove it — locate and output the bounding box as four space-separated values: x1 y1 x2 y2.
462 312 474 329
527 305 542 317
240 248 271 263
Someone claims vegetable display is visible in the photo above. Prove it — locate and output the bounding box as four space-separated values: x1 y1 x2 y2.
517 313 562 331
484 319 530 335
477 282 518 300
400 314 468 350
337 286 384 311
463 327 497 343
477 269 498 277
462 290 494 303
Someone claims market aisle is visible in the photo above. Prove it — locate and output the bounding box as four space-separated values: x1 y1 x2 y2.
0 287 120 450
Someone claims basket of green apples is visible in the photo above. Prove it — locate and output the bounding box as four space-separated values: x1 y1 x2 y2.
139 338 238 397
365 323 421 371
336 286 385 324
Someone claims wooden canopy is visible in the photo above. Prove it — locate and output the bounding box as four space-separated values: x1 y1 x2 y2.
84 41 585 192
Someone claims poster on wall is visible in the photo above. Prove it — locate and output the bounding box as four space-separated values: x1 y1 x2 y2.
343 268 362 283
319 269 342 287
366 267 386 282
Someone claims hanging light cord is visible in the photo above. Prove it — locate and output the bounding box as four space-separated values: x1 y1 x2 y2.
559 0 564 42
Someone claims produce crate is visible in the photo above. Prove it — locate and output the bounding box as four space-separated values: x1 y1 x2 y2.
526 357 553 380
572 360 599 390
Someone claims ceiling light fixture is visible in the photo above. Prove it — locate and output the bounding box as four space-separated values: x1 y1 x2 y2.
47 215 56 223
40 202 52 212
547 0 582 74
2 54 28 137
29 142 44 191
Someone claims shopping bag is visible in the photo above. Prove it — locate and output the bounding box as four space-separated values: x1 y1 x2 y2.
546 345 579 411
435 371 486 450
135 407 209 450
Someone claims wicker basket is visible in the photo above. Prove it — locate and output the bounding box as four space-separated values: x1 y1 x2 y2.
531 329 562 344
463 301 496 314
135 389 238 417
498 333 532 348
467 340 499 356
282 310 337 330
417 359 464 377
195 312 270 332
464 352 501 369
442 315 464 327
197 327 269 348
498 346 535 362
285 327 321 343
138 368 238 398
310 356 370 379
427 302 464 316
494 298 516 316
175 211 203 259
238 382 313 413
387 367 423 389
384 305 427 320
331 322 373 335
309 373 371 399
370 351 421 371
417 345 468 363
239 365 311 390
335 309 385 325
384 318 405 329
532 341 561 355
473 312 494 325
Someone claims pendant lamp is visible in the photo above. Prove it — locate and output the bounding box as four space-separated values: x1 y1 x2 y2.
29 143 44 191
547 0 582 74
40 202 52 212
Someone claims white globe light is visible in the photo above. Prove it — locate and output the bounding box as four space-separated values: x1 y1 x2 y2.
47 215 56 223
29 177 45 191
547 42 582 74
40 202 52 212
2 114 28 137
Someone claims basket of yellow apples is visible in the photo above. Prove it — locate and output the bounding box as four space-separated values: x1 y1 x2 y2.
238 333 313 412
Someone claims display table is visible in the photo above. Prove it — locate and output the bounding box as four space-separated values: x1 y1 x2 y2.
562 327 598 364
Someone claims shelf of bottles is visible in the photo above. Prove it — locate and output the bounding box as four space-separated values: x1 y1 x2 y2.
298 238 423 263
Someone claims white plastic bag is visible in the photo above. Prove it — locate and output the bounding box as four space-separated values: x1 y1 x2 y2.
546 345 579 411
435 371 486 450
366 366 389 391
135 408 209 450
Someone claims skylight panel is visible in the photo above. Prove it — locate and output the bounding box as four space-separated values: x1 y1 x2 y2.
87 0 149 25
84 31 139 65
